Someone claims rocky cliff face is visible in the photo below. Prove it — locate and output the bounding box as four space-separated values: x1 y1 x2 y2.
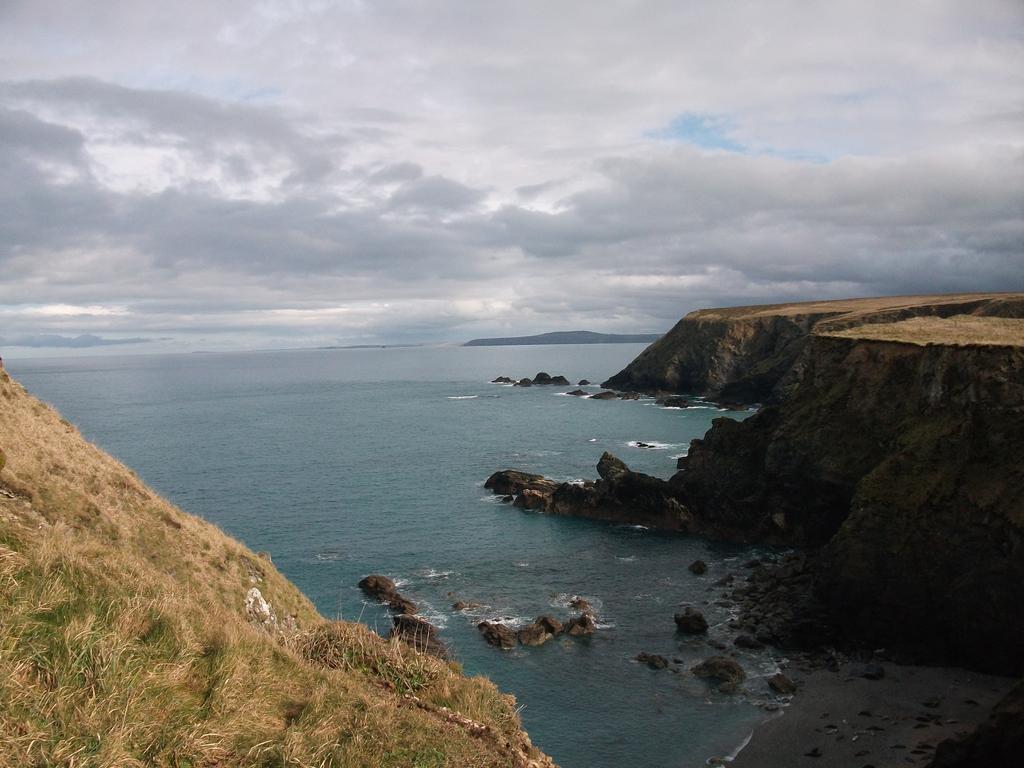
602 293 1024 402
678 334 1024 673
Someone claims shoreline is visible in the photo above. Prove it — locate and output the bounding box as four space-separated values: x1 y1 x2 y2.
728 660 1013 767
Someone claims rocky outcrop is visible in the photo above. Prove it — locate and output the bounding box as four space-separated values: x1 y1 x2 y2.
485 453 694 531
674 607 708 634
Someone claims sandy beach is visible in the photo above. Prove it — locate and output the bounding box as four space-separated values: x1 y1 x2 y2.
731 661 1014 767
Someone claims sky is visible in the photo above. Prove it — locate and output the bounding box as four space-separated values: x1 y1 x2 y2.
1 0 1022 355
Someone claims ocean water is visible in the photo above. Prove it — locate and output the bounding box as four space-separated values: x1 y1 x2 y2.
8 345 782 767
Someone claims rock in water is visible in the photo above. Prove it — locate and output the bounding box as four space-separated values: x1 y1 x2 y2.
691 656 746 692
578 379 591 386
478 621 517 649
674 607 709 634
358 574 396 599
564 613 597 636
535 615 564 635
514 378 533 387
550 375 571 385
568 596 592 612
532 372 553 385
688 559 708 575
517 623 552 647
589 390 617 400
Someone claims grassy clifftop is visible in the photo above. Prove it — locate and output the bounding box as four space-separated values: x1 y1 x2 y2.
0 370 553 768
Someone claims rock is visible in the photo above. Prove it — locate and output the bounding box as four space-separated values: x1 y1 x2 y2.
596 452 630 481
385 594 418 614
484 470 560 496
568 596 591 612
477 621 518 649
691 656 747 692
618 391 642 400
491 376 514 384
564 613 597 636
390 614 448 658
768 673 798 694
245 587 277 629
734 634 765 650
656 396 690 408
675 607 709 634
578 379 591 386
517 623 552 647
515 488 550 510
514 378 533 387
590 390 618 400
689 559 708 575
550 375 571 386
358 574 416 615
358 574 397 599
451 601 480 611
535 615 563 635
532 372 553 385
634 441 656 449
566 389 589 397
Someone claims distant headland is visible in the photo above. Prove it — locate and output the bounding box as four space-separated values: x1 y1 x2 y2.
465 330 662 346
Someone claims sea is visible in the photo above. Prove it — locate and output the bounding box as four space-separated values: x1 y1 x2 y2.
8 344 784 768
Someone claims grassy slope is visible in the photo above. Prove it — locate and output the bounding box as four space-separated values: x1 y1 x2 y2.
0 371 553 768
823 315 1024 347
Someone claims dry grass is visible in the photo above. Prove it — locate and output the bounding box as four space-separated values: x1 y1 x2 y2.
823 315 1024 347
0 371 553 768
689 292 1024 321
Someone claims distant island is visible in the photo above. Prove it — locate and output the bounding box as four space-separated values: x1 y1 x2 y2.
465 330 662 346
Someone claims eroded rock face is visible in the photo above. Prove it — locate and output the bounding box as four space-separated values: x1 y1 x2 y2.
564 613 596 636
358 574 418 615
517 623 552 646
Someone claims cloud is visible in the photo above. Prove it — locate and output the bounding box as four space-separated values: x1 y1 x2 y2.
0 1 1021 352
0 334 152 348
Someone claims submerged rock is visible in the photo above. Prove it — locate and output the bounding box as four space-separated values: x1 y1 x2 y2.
656 395 690 408
578 379 591 386
688 559 708 575
617 391 642 400
734 634 765 650
566 389 588 397
589 390 618 400
636 652 670 670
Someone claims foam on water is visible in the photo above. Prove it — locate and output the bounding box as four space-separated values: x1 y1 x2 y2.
447 395 479 400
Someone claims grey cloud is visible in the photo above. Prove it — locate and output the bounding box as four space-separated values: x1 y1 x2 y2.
367 162 424 185
388 175 487 212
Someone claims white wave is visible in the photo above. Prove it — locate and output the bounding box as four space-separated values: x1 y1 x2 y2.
486 615 532 628
415 603 449 629
418 568 455 580
447 395 479 400
587 438 598 442
616 524 650 531
315 550 344 561
626 440 680 450
480 494 510 504
615 555 637 562
514 561 530 568
594 619 616 629
671 451 689 459
392 577 410 588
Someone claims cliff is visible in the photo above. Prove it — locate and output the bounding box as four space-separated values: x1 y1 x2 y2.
0 371 553 767
680 332 1024 673
602 292 1024 401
